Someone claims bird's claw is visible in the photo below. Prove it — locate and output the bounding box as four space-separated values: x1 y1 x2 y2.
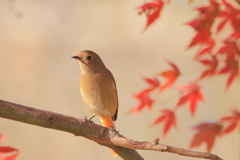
112 128 119 133
84 116 94 126
109 129 116 138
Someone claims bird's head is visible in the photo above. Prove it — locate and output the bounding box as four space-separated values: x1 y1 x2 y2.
72 50 106 73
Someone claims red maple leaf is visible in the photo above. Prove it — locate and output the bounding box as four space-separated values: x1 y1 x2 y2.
195 40 215 58
0 136 19 160
217 0 240 32
3 153 19 160
137 0 164 31
0 135 5 143
229 31 240 39
219 55 239 90
186 0 219 48
189 122 223 152
188 30 214 48
176 83 204 116
217 35 240 57
143 77 160 89
186 0 220 32
220 109 240 134
198 55 218 79
159 61 180 92
0 147 18 153
152 109 177 136
217 11 229 33
129 89 154 114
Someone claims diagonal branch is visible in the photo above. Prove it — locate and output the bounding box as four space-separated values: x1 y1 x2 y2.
0 100 223 160
0 100 142 160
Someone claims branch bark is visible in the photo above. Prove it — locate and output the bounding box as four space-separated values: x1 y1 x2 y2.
0 100 223 160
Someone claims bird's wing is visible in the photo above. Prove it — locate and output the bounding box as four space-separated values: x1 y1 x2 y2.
107 69 118 121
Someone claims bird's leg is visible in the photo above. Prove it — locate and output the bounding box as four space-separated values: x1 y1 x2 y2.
84 114 96 121
84 114 96 126
112 121 116 131
109 121 121 138
89 114 96 121
112 120 119 133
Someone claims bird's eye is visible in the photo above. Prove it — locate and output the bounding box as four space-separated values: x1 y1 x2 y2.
87 55 92 60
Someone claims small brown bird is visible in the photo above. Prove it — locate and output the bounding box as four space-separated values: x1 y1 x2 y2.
72 50 118 157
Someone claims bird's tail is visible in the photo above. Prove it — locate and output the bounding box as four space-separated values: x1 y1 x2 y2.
99 115 119 158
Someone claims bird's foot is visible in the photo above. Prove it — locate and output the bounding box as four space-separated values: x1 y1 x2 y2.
110 128 125 137
112 128 119 133
84 116 94 126
109 129 117 138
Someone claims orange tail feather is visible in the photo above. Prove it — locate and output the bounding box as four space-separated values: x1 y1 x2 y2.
99 115 119 158
110 148 118 157
99 115 114 129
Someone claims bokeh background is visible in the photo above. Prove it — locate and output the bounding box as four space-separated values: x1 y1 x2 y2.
0 0 239 160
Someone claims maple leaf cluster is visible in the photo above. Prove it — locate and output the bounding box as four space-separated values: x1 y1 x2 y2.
133 0 240 152
137 0 165 31
190 109 240 152
189 0 240 90
0 135 19 160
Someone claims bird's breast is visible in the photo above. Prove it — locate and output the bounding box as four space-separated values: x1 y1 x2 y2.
79 72 117 116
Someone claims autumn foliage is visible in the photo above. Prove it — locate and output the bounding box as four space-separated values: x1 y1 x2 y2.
131 0 240 153
0 135 19 160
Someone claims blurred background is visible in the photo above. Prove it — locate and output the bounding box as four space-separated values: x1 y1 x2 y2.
0 0 239 159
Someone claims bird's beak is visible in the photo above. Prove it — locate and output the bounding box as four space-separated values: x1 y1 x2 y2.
72 56 80 60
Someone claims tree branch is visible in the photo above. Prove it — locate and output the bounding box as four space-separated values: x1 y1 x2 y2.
0 100 223 160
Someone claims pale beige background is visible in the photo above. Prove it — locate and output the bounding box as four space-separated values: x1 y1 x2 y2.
0 0 239 160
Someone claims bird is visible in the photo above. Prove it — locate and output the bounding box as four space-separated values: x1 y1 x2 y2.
72 50 118 157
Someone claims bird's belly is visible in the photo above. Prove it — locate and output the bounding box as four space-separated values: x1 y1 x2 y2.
80 84 117 116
